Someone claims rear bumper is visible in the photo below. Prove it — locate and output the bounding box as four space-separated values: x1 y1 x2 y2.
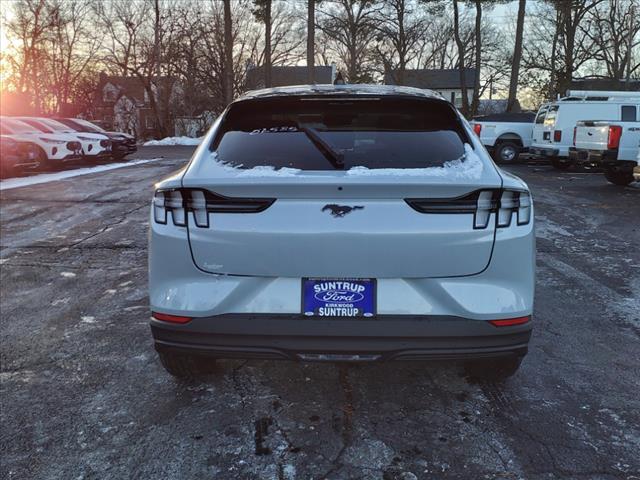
530 146 559 157
568 147 618 165
151 314 531 362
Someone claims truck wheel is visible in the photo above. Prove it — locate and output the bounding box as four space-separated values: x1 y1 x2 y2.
493 142 520 164
464 356 523 380
550 157 573 170
604 168 634 186
157 350 216 379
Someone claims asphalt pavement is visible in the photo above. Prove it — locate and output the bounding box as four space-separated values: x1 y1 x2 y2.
1 147 639 480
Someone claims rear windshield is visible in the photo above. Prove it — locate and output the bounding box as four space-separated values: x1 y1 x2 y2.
211 97 469 170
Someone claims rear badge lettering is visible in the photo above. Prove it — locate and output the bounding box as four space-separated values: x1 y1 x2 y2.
322 204 364 218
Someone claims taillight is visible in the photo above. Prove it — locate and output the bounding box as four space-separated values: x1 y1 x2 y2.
152 312 192 324
553 130 562 142
572 127 577 146
153 188 275 228
100 139 110 147
66 141 80 151
607 125 622 149
473 123 482 136
405 189 532 230
489 316 530 327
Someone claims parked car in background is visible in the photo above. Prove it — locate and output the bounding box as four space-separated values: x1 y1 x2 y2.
0 117 82 168
149 85 535 380
15 117 112 161
470 112 535 163
531 91 640 170
0 135 40 178
569 110 640 186
54 118 137 161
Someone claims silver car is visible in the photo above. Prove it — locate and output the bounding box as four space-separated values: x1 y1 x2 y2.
149 85 535 379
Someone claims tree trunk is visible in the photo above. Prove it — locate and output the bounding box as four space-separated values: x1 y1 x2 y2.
548 7 560 100
452 0 469 116
307 0 315 83
397 0 406 85
507 0 526 112
264 0 272 88
223 0 234 104
470 0 482 116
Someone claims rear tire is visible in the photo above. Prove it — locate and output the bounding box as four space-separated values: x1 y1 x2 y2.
493 142 520 164
603 168 633 186
464 356 523 380
550 157 573 170
157 350 217 379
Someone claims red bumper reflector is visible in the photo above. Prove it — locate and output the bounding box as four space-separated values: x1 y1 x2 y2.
489 316 530 327
152 312 192 324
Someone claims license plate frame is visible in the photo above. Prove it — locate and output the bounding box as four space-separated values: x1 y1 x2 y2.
301 278 376 318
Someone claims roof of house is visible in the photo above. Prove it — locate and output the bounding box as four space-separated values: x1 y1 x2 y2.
95 74 179 106
245 66 335 90
384 68 477 89
237 84 444 102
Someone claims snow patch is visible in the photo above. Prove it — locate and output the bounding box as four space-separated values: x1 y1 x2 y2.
81 316 96 324
143 136 202 146
346 144 483 178
60 272 76 278
0 158 164 191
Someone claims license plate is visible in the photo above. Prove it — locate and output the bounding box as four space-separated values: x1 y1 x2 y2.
302 278 376 318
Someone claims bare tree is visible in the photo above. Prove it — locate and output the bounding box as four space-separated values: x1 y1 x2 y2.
581 0 640 81
317 0 382 82
224 0 234 103
374 0 425 84
307 0 316 82
507 0 526 112
452 0 469 115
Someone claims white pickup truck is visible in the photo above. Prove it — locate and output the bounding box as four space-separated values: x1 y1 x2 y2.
569 118 640 186
470 112 535 163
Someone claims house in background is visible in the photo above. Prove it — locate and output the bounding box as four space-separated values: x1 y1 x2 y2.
384 68 477 107
93 72 183 139
245 65 336 90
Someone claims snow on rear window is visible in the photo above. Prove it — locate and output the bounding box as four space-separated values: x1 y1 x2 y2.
209 143 482 179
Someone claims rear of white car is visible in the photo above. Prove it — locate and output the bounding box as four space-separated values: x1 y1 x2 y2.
148 85 535 379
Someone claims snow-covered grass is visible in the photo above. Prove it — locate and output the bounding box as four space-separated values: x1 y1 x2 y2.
143 136 202 146
0 158 164 191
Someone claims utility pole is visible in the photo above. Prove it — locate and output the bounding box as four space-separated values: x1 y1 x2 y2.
223 0 233 104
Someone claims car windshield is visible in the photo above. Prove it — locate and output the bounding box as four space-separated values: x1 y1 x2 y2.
2 119 41 134
212 97 469 170
76 119 106 133
61 118 105 133
18 119 54 134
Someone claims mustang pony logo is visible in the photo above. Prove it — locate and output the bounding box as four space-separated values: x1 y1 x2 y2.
322 204 364 218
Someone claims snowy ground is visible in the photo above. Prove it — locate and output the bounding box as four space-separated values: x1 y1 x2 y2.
0 147 639 479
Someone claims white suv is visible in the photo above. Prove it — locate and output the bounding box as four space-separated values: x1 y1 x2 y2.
148 85 535 379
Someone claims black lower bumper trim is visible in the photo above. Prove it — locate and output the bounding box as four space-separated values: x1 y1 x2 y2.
151 314 531 362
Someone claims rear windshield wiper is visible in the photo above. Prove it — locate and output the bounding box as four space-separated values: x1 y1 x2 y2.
296 123 345 170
